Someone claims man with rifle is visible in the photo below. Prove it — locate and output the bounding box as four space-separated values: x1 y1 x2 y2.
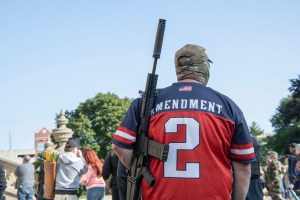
113 19 168 200
112 22 255 200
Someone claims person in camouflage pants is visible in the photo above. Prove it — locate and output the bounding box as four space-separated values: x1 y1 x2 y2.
265 151 284 200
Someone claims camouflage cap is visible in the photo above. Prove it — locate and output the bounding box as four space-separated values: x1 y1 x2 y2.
174 44 212 65
267 151 278 160
174 44 212 85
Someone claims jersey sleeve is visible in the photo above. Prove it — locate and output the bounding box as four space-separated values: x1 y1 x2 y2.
229 116 255 163
112 98 141 149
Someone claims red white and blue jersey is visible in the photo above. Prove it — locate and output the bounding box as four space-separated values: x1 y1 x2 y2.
112 82 255 200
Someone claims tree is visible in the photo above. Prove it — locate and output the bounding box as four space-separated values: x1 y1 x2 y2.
281 76 300 130
249 121 264 136
66 92 132 159
269 75 300 153
248 121 269 164
271 75 300 130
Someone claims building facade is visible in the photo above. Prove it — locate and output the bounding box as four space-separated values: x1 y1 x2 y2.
34 128 52 157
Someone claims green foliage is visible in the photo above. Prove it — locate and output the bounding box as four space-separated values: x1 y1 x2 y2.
66 92 132 159
249 121 264 136
258 136 269 165
268 75 300 154
270 98 290 131
33 154 44 169
265 129 289 153
248 121 269 164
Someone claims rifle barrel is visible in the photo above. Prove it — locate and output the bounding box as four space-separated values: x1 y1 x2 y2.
152 19 166 74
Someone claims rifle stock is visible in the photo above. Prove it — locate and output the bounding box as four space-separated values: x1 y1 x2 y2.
126 19 168 200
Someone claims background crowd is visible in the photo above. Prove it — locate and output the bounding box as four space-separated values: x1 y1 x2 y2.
1 137 299 200
260 143 300 200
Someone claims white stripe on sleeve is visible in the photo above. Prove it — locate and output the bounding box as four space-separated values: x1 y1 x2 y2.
230 147 254 155
115 130 136 142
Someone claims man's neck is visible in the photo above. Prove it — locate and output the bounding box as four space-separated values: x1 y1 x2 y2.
178 79 203 84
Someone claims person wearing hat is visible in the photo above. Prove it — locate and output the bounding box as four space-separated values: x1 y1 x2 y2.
286 143 297 168
288 143 297 156
54 138 88 200
264 151 284 200
112 44 255 200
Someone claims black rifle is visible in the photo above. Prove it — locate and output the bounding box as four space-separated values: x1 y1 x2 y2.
126 19 169 200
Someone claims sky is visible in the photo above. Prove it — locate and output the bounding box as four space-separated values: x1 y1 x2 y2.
0 1 299 150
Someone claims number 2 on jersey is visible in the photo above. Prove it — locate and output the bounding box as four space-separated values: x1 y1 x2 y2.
164 117 200 178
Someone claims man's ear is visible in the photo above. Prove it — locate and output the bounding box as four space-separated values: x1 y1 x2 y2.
72 148 77 153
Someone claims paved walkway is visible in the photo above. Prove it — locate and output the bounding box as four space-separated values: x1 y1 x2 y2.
80 194 112 200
